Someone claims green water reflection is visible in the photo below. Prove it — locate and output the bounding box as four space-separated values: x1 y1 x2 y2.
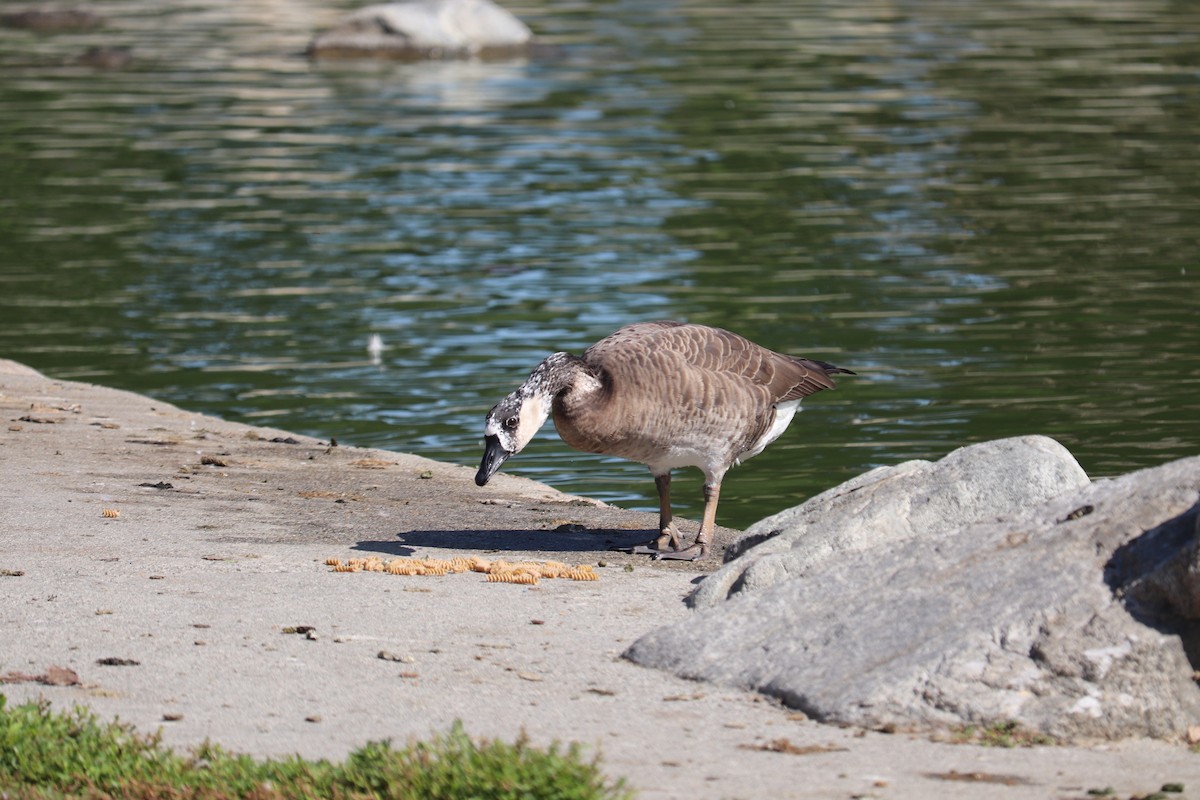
1 0 1197 529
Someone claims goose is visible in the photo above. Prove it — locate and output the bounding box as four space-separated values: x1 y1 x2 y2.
474 321 854 561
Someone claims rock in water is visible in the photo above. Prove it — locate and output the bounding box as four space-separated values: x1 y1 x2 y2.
307 0 533 59
625 439 1200 741
0 9 102 32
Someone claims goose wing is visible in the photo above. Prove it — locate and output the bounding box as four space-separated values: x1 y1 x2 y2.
588 322 841 403
582 320 685 363
573 321 848 470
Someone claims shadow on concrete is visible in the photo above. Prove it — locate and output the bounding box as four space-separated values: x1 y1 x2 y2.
352 526 654 556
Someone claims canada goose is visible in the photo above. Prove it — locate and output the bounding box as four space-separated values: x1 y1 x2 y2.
475 321 854 561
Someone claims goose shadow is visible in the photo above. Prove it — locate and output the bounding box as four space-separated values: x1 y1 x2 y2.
352 526 654 557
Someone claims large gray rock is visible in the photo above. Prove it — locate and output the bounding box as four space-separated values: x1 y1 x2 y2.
626 445 1200 741
691 435 1091 608
308 0 533 59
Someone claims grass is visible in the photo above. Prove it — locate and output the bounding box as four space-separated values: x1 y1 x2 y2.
948 719 1057 748
0 694 631 799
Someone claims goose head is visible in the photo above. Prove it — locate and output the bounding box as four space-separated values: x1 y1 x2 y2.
475 351 590 486
475 388 550 486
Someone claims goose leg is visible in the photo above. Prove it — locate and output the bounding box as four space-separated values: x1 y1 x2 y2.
614 472 681 555
653 472 683 549
653 481 718 561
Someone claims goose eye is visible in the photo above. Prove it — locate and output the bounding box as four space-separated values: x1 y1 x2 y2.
504 416 519 429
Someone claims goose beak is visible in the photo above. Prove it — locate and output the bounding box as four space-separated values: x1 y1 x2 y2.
475 434 513 486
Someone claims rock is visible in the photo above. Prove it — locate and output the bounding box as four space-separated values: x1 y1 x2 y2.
625 446 1200 741
0 8 102 32
307 0 533 60
691 435 1090 608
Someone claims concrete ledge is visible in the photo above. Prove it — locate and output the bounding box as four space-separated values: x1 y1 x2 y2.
1 364 1194 798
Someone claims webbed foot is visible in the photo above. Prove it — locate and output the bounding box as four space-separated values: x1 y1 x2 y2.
619 544 664 556
610 522 683 556
652 543 708 562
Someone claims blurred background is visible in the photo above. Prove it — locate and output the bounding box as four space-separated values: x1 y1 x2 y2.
1 0 1197 528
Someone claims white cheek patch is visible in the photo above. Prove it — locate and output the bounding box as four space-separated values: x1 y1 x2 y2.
515 394 547 449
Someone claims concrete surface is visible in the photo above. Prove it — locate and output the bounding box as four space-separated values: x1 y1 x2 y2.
1 360 1196 798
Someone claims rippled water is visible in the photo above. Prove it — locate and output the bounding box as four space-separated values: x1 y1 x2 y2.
2 0 1198 528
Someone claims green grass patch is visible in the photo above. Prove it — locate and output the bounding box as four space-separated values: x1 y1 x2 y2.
0 694 631 799
949 719 1057 748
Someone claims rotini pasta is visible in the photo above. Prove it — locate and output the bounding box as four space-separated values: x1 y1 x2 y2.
486 571 539 585
327 555 599 583
566 568 599 581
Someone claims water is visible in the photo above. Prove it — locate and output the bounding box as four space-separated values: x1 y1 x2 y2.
2 0 1198 528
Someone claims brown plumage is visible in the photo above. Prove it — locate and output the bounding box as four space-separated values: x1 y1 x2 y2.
475 321 853 560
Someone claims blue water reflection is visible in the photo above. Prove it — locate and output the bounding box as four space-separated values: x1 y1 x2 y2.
1 0 1197 527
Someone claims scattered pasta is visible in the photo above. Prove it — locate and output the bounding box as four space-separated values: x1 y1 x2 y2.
101 508 120 519
327 554 600 584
